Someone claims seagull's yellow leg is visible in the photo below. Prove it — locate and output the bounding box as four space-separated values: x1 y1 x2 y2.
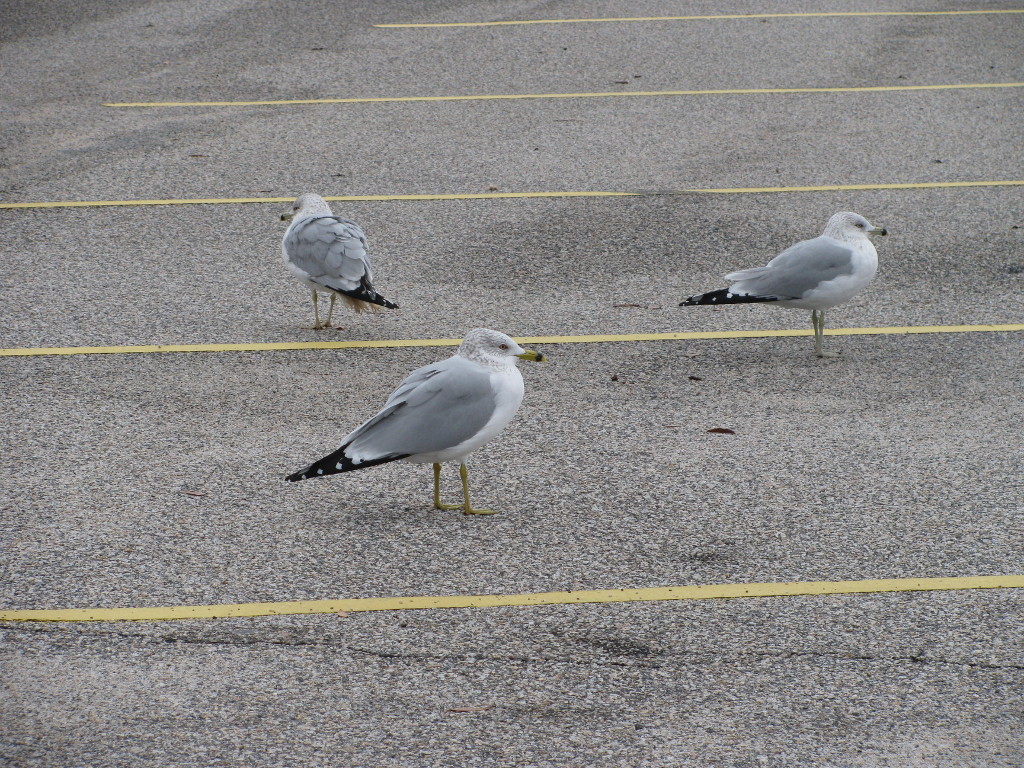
432 463 461 510
325 293 337 328
813 309 840 358
459 463 497 516
303 290 327 330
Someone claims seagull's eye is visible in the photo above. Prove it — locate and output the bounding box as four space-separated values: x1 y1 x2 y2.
498 343 508 350
854 222 864 228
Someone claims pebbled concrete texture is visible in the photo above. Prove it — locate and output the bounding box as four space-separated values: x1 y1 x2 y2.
3 593 1024 767
1 0 1023 766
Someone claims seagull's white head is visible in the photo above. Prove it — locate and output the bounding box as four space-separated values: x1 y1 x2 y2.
823 211 888 242
458 328 545 368
281 193 333 222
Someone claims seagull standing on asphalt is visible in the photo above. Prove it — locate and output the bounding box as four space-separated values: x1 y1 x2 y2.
280 193 398 330
286 328 546 516
681 211 887 357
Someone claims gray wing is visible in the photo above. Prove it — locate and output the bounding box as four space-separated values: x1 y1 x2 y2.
726 236 855 299
283 215 373 292
342 356 496 461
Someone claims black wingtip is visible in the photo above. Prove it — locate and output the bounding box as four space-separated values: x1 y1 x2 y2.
353 273 398 310
681 288 779 306
341 286 398 310
285 449 411 483
680 290 722 306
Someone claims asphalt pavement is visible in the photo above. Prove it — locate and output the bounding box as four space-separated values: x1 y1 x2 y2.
2 1 1023 766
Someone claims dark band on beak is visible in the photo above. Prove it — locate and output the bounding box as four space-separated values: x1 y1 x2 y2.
516 349 545 362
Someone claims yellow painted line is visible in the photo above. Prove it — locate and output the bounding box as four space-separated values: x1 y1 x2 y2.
0 191 636 210
2 575 1021 622
0 338 464 357
3 179 1024 210
102 81 1024 108
1 325 1021 359
377 9 1024 28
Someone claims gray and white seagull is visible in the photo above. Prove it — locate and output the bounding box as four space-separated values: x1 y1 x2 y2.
286 328 546 516
681 211 887 357
280 193 398 330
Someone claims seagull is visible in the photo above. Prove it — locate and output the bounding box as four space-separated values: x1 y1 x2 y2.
280 193 398 330
680 211 887 357
286 328 546 515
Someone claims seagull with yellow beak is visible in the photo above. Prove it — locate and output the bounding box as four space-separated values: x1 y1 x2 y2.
681 212 887 357
286 329 545 515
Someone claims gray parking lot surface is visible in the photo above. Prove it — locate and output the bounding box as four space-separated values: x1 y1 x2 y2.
2 1 1023 766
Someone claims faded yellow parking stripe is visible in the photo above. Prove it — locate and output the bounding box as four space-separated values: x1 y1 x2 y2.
377 9 1024 28
2 324 1022 359
0 191 633 209
2 575 1021 622
3 179 1023 210
102 81 1024 108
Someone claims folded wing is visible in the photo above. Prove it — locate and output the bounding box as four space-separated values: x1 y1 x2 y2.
726 237 856 299
284 216 397 308
286 357 497 480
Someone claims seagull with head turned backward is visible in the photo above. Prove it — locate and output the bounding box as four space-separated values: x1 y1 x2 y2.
286 328 546 516
680 212 887 357
280 193 398 330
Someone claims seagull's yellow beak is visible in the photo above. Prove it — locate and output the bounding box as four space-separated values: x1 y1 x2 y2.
869 224 887 236
280 212 295 221
516 349 545 362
